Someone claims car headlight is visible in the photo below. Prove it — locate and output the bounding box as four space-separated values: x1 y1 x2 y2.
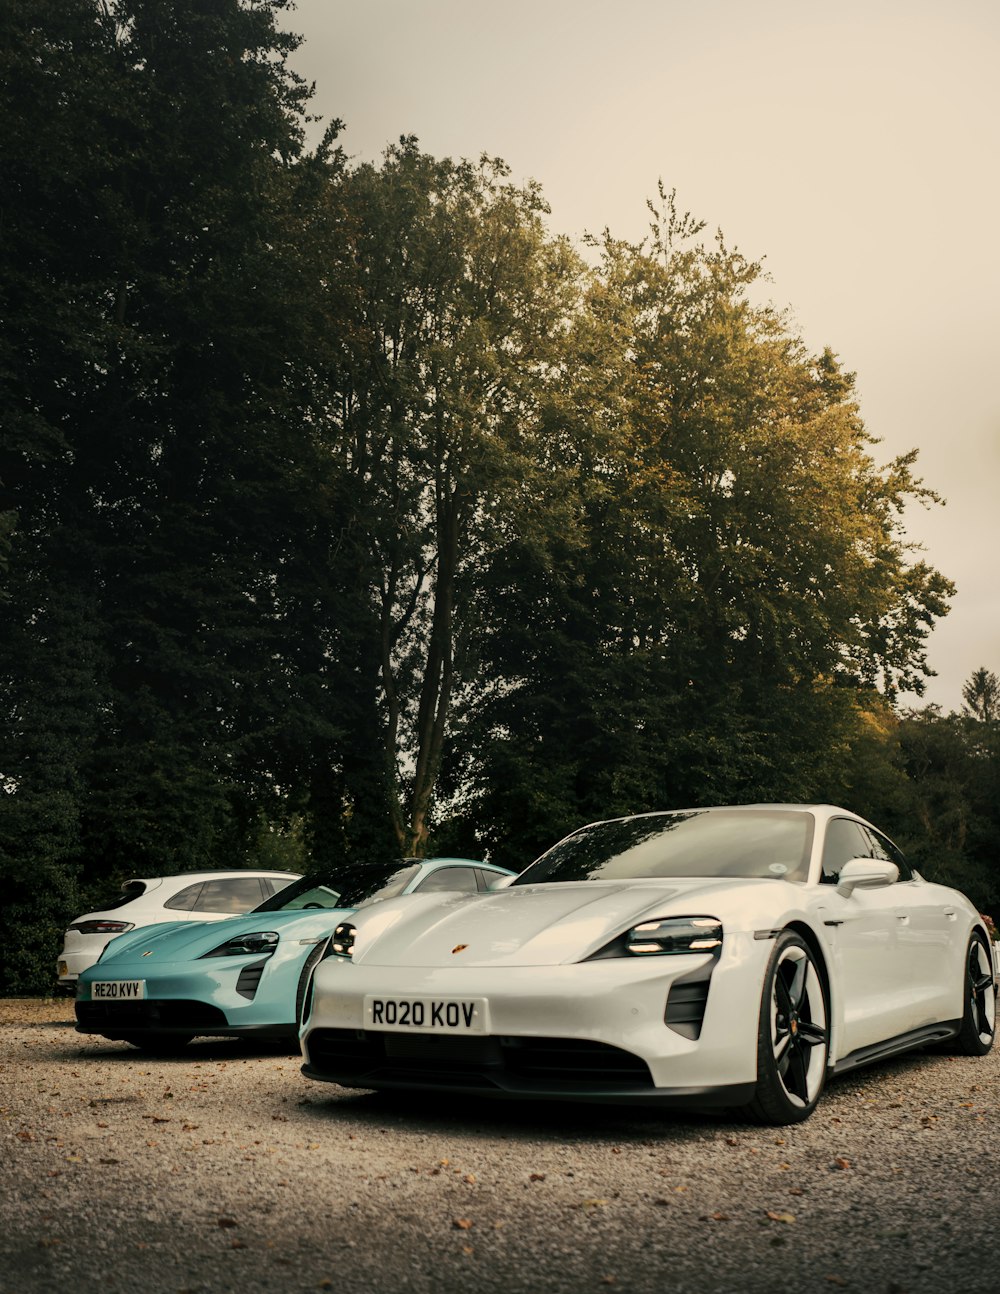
587 916 723 961
327 922 356 958
627 917 722 956
200 931 280 958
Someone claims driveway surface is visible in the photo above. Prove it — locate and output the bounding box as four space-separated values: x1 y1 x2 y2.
1 998 996 1293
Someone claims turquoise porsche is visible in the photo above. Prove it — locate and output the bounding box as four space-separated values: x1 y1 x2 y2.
74 856 513 1052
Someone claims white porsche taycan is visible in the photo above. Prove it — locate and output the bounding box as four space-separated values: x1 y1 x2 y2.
300 805 996 1124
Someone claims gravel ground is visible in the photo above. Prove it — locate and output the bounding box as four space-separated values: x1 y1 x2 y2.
1 997 997 1294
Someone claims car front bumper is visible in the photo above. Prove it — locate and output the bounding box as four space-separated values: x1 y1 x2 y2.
300 935 768 1105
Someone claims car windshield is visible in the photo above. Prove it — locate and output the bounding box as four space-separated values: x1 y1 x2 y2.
513 810 814 885
252 862 421 912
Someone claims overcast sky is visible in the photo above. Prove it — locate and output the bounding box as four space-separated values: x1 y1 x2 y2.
287 0 1000 712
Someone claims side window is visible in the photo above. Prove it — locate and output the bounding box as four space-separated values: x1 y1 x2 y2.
192 877 266 913
164 883 204 912
864 828 913 882
476 869 506 891
413 867 481 894
820 819 872 884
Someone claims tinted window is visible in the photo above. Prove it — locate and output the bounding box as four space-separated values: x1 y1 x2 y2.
192 877 266 913
820 818 872 883
513 810 814 885
864 828 913 881
254 862 421 912
99 881 149 911
413 866 480 894
164 882 203 912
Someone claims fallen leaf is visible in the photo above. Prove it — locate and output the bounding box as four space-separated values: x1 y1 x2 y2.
710 1212 730 1221
529 1173 546 1182
832 1157 850 1171
217 1217 238 1229
453 1218 474 1231
766 1211 796 1224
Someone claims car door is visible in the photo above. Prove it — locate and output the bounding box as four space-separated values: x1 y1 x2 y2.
862 827 956 1028
818 817 914 1054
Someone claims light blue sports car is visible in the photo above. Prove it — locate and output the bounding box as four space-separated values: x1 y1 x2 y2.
75 857 513 1052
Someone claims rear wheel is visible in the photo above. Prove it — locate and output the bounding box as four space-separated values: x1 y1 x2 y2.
952 932 996 1056
746 930 829 1125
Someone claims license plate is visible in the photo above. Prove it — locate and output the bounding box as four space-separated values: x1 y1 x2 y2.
90 980 145 1000
365 995 488 1034
57 961 69 977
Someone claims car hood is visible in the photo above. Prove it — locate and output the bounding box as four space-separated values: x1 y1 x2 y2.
349 878 767 968
93 908 350 967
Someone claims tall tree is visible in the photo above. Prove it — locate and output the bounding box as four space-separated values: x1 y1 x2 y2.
321 141 589 855
444 190 955 867
0 0 337 988
962 667 1000 723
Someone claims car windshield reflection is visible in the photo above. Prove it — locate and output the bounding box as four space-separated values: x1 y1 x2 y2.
253 863 421 911
512 810 814 885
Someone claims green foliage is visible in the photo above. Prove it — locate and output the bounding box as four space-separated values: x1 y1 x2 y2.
443 197 954 865
0 7 975 992
0 0 334 991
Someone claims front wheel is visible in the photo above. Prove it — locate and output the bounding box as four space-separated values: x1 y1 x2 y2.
951 932 996 1056
746 930 829 1125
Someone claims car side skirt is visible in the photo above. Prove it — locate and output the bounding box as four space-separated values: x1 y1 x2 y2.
830 1020 961 1076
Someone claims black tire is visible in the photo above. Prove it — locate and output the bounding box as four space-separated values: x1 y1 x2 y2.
746 930 829 1125
120 1032 194 1055
951 932 996 1056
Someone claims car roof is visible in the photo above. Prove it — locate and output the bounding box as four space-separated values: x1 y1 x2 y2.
122 870 300 887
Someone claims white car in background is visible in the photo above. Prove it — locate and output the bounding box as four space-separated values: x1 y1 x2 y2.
56 870 299 991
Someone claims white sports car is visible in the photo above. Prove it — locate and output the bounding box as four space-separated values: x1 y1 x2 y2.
299 805 996 1124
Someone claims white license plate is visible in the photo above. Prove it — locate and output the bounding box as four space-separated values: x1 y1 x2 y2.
90 980 145 1001
364 995 488 1034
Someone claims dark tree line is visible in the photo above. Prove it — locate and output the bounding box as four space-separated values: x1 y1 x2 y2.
0 0 992 992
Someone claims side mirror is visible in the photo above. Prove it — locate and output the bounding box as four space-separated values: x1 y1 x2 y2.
488 875 516 890
836 857 899 897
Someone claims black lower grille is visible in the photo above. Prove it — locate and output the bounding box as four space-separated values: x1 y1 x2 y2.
306 1029 653 1092
665 981 711 1039
76 999 229 1030
235 959 268 1000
